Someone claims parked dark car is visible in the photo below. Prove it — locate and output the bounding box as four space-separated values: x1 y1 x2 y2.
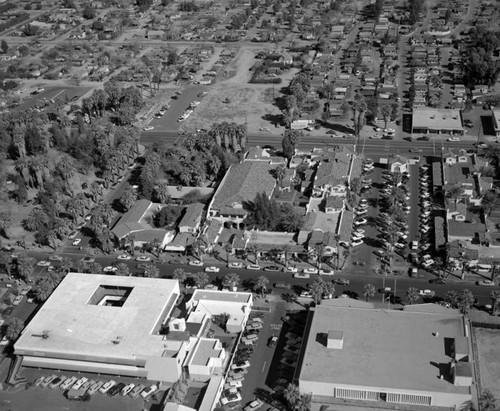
108 383 126 397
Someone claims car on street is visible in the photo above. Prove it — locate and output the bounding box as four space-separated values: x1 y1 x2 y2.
72 238 81 246
246 264 261 270
294 272 310 279
103 266 118 273
244 399 264 411
351 239 364 247
284 266 298 273
447 137 460 142
417 136 430 141
205 266 220 273
228 262 243 269
117 254 131 260
274 282 291 289
303 268 318 274
319 269 334 276
355 208 368 216
143 126 154 131
263 265 280 272
299 290 312 298
334 278 350 285
430 278 447 284
136 256 151 262
37 261 51 267
477 280 495 287
419 289 435 297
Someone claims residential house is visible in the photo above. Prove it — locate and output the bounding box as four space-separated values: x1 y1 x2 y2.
325 196 344 213
178 203 205 234
111 200 174 249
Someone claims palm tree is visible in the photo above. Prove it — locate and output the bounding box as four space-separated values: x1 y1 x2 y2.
115 263 130 277
446 184 464 207
380 104 392 129
194 272 210 289
223 273 240 290
272 165 286 187
362 284 376 302
283 383 301 410
23 208 49 231
124 233 136 256
144 264 160 278
47 230 59 251
173 268 187 284
248 245 260 264
341 247 351 269
457 289 475 315
406 287 420 305
5 317 24 341
481 190 500 217
312 243 324 270
0 254 12 276
0 212 12 238
256 275 269 297
16 255 34 281
490 290 500 315
56 257 73 275
310 278 325 305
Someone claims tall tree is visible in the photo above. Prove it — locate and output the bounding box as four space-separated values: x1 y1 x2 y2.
362 283 376 302
256 275 269 297
194 272 210 289
5 317 24 341
223 273 240 290
406 287 420 305
282 129 301 166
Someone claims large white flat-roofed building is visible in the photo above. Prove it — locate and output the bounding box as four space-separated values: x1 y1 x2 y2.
15 273 184 383
412 108 464 135
298 301 473 410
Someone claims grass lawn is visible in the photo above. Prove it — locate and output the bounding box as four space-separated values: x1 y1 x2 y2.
475 327 500 399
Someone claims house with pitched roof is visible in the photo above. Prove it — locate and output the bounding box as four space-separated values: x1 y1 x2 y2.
111 200 173 248
207 162 276 225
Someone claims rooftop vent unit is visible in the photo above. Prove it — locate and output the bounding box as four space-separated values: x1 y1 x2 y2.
327 330 344 349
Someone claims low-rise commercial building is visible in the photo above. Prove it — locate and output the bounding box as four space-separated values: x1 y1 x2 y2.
297 301 473 410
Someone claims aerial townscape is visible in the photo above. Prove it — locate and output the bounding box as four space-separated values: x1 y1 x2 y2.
1 0 500 410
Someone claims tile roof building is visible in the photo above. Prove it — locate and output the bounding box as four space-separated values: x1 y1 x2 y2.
207 161 276 224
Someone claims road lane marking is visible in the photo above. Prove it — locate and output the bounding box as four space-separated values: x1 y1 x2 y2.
262 361 267 372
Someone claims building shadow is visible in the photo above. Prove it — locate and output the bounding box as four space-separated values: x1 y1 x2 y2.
430 361 453 383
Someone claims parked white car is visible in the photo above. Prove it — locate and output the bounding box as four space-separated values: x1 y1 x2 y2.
228 262 244 269
204 266 220 273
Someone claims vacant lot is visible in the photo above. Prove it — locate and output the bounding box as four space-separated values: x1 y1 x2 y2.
184 47 293 134
475 327 500 399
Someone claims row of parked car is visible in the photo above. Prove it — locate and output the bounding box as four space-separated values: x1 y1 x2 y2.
220 314 265 410
34 374 157 400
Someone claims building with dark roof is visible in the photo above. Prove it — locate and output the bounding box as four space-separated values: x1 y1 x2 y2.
207 162 276 224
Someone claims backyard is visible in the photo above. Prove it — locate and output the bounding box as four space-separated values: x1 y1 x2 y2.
474 327 500 400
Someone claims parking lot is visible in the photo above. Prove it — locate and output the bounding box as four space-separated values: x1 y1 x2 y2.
0 367 162 411
220 292 304 410
143 84 208 132
12 86 92 113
